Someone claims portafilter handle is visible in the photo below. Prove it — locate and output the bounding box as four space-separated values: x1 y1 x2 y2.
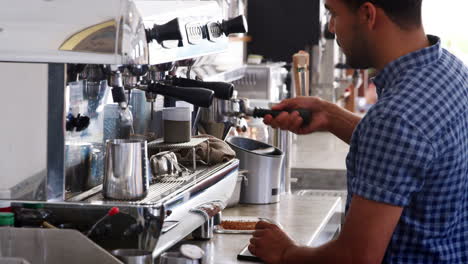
250 108 312 125
170 77 234 100
147 83 214 108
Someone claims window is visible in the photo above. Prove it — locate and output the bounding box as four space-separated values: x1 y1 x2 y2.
423 0 468 63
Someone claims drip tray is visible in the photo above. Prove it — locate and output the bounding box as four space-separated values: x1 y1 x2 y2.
66 162 231 206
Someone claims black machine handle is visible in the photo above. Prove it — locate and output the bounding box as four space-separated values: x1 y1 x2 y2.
148 83 214 108
66 113 90 132
146 18 183 44
170 77 234 100
252 108 312 125
111 86 127 104
221 15 248 36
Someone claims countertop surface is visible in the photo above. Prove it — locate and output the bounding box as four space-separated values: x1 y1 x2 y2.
178 194 341 263
290 132 348 190
292 132 349 171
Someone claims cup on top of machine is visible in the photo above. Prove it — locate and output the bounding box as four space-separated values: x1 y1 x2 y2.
103 139 150 201
162 107 191 143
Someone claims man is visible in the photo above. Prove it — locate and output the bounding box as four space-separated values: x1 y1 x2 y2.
248 0 468 263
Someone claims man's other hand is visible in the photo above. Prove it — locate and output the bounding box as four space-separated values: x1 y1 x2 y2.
248 221 297 264
263 96 330 135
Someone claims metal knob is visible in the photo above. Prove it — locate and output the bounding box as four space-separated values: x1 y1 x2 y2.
192 217 214 240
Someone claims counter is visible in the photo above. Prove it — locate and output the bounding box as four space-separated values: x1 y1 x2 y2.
291 132 348 191
292 133 348 171
176 194 342 263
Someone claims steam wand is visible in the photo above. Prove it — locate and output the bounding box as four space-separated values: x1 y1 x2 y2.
86 207 120 237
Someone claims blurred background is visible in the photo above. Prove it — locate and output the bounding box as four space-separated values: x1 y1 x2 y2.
423 0 468 63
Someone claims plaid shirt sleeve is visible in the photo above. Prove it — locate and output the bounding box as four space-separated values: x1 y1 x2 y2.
351 114 435 207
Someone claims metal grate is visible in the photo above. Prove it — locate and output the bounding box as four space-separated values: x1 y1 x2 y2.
77 162 228 206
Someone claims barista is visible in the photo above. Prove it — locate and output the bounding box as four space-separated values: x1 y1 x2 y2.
248 0 468 263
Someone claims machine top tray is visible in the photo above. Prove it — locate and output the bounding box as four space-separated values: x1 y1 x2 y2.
66 160 235 208
148 137 209 150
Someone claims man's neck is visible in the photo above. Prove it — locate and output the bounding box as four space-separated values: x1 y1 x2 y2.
374 27 430 71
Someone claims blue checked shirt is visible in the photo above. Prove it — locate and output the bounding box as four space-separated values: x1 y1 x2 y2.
346 35 468 263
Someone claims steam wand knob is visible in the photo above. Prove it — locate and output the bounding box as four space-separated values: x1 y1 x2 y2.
221 15 248 36
146 18 183 44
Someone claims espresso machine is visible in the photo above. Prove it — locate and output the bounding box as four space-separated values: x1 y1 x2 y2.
0 0 248 260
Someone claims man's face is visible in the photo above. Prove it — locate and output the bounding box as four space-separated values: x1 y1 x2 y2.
325 0 374 69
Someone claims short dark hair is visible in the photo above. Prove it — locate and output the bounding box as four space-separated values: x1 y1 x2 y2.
343 0 423 30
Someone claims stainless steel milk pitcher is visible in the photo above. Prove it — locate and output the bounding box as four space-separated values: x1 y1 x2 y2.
103 139 150 200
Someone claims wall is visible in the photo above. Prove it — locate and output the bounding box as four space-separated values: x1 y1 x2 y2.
0 63 48 198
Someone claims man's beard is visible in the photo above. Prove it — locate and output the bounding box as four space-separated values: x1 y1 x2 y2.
337 32 374 69
345 50 373 69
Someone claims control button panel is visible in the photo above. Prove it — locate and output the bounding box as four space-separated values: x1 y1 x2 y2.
185 22 204 44
206 22 223 41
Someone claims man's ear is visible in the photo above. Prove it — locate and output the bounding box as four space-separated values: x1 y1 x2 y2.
359 2 377 30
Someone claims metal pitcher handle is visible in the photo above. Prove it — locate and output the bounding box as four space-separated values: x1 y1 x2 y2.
190 200 225 221
238 170 248 186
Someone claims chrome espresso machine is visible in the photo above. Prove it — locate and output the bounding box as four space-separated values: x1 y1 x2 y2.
0 0 247 259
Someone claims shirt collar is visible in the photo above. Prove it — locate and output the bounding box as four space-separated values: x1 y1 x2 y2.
372 35 442 97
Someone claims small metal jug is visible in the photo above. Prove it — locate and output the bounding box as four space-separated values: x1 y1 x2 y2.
103 139 150 201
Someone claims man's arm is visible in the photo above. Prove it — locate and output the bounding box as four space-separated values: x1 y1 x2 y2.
263 97 361 144
324 102 362 144
250 195 403 264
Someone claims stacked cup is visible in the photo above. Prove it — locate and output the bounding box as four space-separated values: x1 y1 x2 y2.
162 107 192 143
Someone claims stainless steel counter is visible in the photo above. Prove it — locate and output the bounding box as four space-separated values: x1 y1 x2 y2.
172 194 342 263
291 133 348 191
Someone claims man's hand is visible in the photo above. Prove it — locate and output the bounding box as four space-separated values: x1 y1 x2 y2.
263 96 362 144
249 196 403 264
263 96 330 135
248 221 297 264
